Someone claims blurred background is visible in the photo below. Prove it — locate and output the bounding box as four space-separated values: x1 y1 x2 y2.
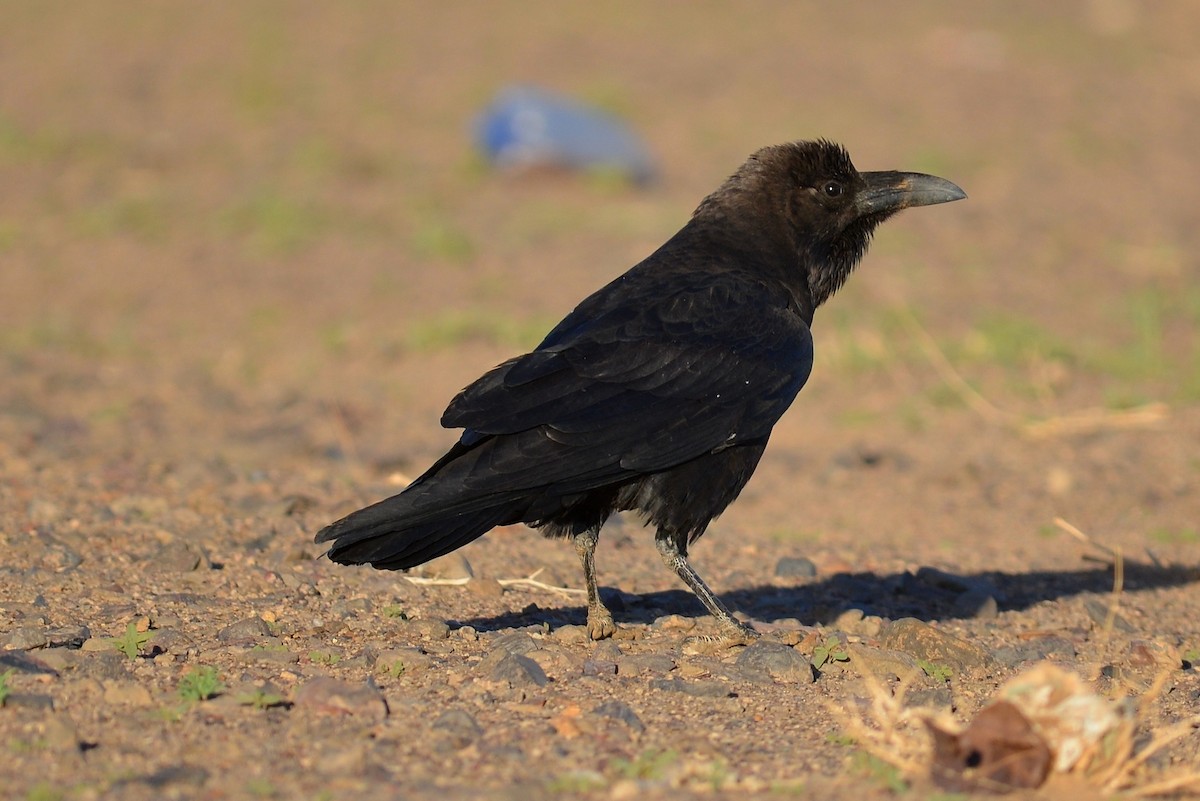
1 2 1197 542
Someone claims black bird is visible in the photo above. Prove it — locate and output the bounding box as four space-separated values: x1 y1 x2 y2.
317 140 964 643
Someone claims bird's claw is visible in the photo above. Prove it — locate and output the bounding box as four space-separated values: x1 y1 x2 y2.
682 622 759 654
586 609 617 640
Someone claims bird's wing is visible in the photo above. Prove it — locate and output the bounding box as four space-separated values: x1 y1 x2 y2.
441 273 813 483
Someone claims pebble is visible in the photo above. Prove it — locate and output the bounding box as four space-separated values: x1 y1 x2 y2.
735 640 814 684
375 648 432 675
148 540 209 573
103 680 154 706
582 659 618 676
41 714 82 753
774 556 817 579
490 631 539 655
0 650 59 675
5 693 55 710
879 617 994 675
652 614 695 632
293 677 389 721
431 709 483 750
418 552 473 580
466 577 504 598
216 616 272 644
46 625 90 649
480 652 549 688
1082 598 1135 633
847 644 925 683
552 625 590 644
648 677 731 697
592 699 644 732
833 609 883 637
406 619 451 640
4 626 49 651
619 654 676 676
992 636 1077 668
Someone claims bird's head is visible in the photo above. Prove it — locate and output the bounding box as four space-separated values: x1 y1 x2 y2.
698 140 966 310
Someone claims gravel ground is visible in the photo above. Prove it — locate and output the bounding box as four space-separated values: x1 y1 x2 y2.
2 4 1199 799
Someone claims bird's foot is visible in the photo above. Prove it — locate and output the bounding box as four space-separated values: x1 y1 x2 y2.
682 621 759 654
586 608 617 641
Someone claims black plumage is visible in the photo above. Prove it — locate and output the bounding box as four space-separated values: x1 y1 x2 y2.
316 140 965 642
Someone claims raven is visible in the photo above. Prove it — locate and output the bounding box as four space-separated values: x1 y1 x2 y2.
317 140 965 643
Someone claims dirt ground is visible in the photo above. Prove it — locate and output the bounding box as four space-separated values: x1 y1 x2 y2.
2 3 1199 799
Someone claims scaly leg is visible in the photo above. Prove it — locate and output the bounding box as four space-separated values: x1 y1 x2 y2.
574 528 616 640
656 535 758 644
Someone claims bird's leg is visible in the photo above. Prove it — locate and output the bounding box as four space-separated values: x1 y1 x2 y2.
655 536 758 644
574 528 616 640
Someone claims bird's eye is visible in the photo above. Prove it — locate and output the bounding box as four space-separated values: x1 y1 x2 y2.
822 181 844 198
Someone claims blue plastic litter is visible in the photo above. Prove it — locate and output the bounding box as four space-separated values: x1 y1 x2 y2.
475 85 657 184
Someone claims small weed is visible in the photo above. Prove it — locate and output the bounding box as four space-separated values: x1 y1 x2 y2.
25 783 63 801
382 604 408 619
235 690 287 710
378 660 407 679
1182 648 1200 668
546 771 607 793
850 750 908 794
769 779 808 795
250 643 290 653
812 637 850 671
703 758 730 791
245 777 277 798
612 748 678 781
1037 523 1060 539
177 666 223 703
108 623 153 660
825 732 857 747
0 668 14 706
918 659 953 683
308 651 342 666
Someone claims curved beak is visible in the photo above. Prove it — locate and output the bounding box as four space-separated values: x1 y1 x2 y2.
856 171 967 216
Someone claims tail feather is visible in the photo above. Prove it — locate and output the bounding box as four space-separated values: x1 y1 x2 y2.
316 461 531 570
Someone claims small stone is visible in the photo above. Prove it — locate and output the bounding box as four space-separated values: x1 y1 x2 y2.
957 591 999 620
103 680 154 706
832 608 883 637
431 709 483 750
582 659 618 676
148 540 209 574
553 625 590 644
490 631 539 655
591 640 623 661
46 625 90 649
466 577 504 598
1082 599 1136 633
293 677 388 721
406 619 451 640
879 618 994 675
216 617 272 644
653 614 695 632
418 552 473 580
41 715 81 753
6 693 55 710
775 556 818 579
28 498 63 526
481 652 549 687
1129 639 1180 670
0 650 59 675
375 648 432 675
4 626 49 651
648 677 731 697
847 644 925 683
736 640 814 684
592 699 644 732
620 654 676 675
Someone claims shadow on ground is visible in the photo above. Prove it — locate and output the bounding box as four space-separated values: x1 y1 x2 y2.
456 562 1200 633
